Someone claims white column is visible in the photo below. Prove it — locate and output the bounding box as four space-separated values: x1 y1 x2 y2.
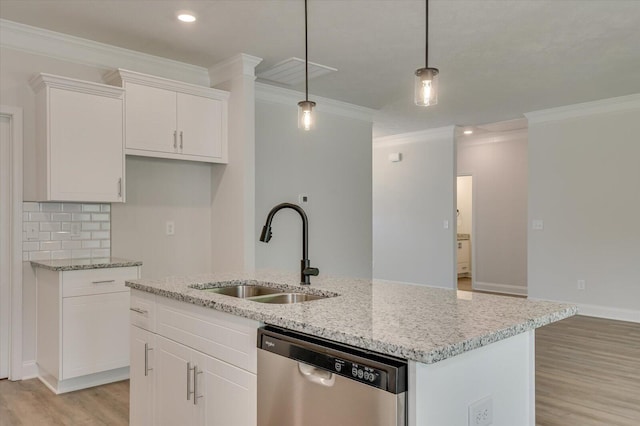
208 54 263 272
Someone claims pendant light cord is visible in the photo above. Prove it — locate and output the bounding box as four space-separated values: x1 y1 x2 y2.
304 0 309 101
425 0 429 68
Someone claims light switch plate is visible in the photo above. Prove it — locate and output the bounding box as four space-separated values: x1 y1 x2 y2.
532 220 544 230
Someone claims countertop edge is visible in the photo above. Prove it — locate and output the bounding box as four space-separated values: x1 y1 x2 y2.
31 258 143 271
126 281 577 364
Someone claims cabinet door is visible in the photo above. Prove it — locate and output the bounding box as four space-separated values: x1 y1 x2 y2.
125 83 177 154
155 336 195 426
177 93 223 159
49 87 123 202
130 326 155 426
194 350 257 426
61 291 130 379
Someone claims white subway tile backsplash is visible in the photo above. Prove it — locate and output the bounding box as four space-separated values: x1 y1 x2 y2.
23 202 111 262
91 231 110 240
61 203 82 212
81 222 100 231
40 241 61 251
40 203 62 212
91 213 109 222
23 202 39 212
61 240 82 250
51 213 72 222
51 250 72 260
29 212 50 221
82 204 100 212
40 222 61 232
72 213 91 221
81 240 101 249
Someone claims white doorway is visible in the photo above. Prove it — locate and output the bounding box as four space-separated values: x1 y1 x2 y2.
1 105 23 380
456 175 473 291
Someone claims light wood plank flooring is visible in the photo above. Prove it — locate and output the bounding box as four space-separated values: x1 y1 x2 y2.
1 316 638 425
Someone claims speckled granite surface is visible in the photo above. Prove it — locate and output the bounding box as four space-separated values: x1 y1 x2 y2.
31 257 142 271
126 270 576 364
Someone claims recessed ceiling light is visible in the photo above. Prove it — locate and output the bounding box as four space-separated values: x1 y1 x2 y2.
177 12 196 23
463 129 473 135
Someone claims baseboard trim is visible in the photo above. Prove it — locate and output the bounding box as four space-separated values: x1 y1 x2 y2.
474 281 528 296
575 303 640 323
38 366 129 394
22 360 38 380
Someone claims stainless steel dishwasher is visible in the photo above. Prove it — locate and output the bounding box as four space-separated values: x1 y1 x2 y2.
257 326 407 426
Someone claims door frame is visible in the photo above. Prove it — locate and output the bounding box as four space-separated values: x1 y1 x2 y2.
456 173 476 290
1 105 23 380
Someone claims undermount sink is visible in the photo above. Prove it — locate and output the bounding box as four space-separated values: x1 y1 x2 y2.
197 284 330 304
249 293 327 304
203 285 283 298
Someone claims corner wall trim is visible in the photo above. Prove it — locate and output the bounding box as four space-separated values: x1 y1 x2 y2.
0 18 210 86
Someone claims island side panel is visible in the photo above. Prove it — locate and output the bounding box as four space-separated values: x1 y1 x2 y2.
409 330 535 426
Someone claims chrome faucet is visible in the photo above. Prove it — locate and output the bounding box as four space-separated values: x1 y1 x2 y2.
259 203 320 285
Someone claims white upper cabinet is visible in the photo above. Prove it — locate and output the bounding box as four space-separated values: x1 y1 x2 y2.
106 69 229 163
29 74 125 203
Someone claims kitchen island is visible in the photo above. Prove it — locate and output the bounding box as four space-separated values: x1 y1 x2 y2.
126 271 575 425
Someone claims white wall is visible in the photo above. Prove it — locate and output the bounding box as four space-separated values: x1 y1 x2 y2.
526 95 640 322
255 86 373 279
457 131 528 294
111 157 213 279
373 127 457 288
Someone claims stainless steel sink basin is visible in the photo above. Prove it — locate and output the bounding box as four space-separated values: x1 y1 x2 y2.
203 285 284 298
249 293 327 304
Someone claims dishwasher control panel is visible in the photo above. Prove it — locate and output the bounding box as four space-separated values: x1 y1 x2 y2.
334 359 381 386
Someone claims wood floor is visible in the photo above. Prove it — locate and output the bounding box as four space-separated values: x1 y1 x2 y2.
0 315 638 425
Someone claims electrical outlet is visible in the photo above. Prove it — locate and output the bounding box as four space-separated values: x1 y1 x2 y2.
166 221 175 236
532 219 544 230
577 279 586 290
469 396 493 426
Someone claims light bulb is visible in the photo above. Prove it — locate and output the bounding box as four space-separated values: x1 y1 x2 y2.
298 100 316 131
414 67 439 106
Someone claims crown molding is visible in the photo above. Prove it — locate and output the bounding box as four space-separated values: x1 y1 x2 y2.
255 82 374 122
525 93 640 124
0 19 210 86
457 128 528 147
30 73 124 98
373 126 456 147
208 53 263 86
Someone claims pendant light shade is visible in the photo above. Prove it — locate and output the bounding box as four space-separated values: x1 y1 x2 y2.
415 0 439 106
298 0 316 130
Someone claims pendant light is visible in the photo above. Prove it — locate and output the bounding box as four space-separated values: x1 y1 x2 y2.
298 0 316 130
414 0 439 106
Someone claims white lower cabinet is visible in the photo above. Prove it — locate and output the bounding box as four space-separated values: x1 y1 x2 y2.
129 290 258 426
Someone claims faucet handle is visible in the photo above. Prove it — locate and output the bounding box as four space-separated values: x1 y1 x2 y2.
303 267 319 276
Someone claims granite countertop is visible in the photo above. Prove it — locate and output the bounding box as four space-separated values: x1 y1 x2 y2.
126 270 576 364
31 257 142 271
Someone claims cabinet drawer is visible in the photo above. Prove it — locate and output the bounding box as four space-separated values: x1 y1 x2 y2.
130 289 156 332
156 297 259 373
457 262 470 274
62 267 138 298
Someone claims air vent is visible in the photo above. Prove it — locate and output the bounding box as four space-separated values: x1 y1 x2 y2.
257 57 337 86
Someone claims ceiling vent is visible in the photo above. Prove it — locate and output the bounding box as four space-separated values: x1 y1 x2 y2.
257 57 337 86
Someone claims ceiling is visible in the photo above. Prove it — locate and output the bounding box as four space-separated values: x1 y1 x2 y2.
2 0 640 137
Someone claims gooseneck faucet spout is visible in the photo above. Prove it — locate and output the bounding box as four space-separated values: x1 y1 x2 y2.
259 203 319 285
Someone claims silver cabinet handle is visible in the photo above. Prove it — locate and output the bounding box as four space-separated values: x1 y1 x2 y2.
92 279 115 284
187 362 194 401
180 131 183 150
129 307 148 314
173 130 178 149
118 178 122 198
144 343 153 377
193 365 203 405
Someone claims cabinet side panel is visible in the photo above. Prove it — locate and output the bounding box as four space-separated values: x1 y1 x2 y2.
36 268 61 378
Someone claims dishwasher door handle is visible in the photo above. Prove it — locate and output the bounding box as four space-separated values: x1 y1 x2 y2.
298 362 335 387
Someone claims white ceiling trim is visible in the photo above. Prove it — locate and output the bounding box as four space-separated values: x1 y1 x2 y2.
255 82 374 122
525 93 640 124
373 126 456 148
208 53 264 86
0 19 210 86
457 128 528 148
